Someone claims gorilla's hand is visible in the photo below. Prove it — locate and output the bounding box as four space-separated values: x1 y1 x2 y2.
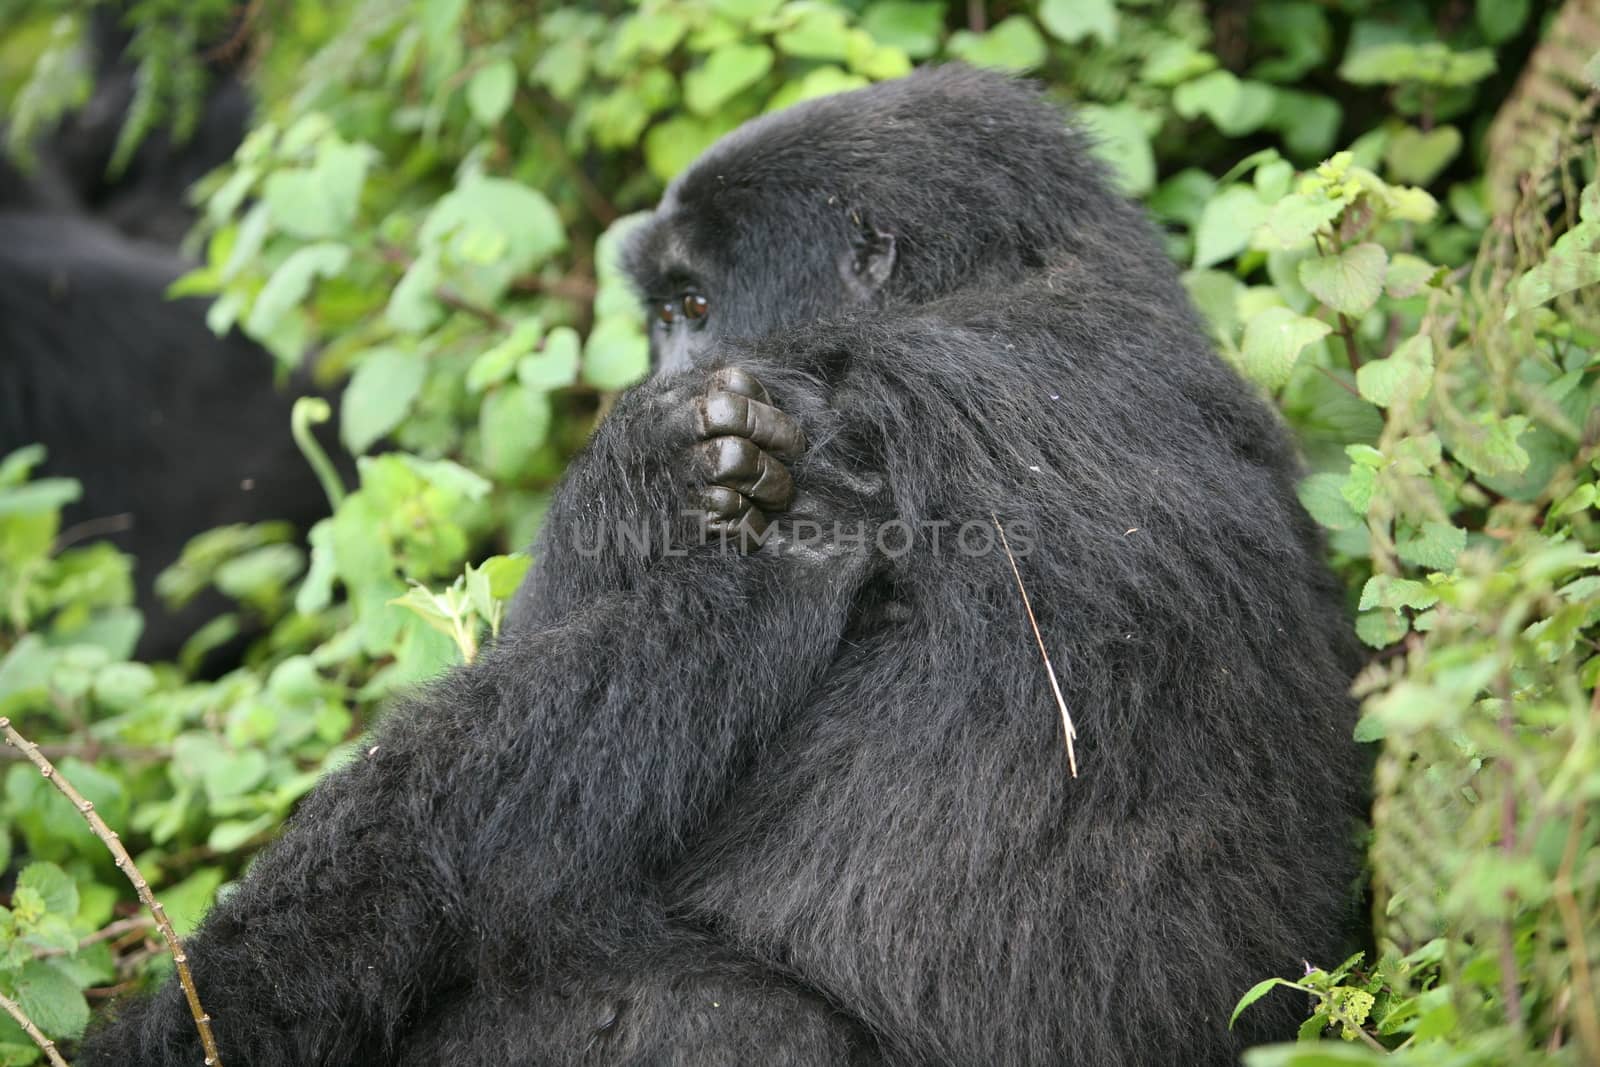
690 367 806 542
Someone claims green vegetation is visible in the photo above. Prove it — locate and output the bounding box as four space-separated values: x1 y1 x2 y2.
0 1 1596 1064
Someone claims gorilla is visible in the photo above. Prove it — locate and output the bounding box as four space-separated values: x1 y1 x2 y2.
0 213 331 662
81 66 1365 1065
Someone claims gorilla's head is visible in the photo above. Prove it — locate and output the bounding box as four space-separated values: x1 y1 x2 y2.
623 64 1149 373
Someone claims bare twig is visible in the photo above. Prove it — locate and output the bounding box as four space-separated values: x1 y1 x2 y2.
991 515 1079 776
0 719 224 1067
0 742 169 763
0 990 70 1067
32 916 158 961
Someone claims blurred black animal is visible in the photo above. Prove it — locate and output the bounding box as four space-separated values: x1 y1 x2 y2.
81 66 1365 1065
0 12 336 662
1 7 250 243
0 214 330 661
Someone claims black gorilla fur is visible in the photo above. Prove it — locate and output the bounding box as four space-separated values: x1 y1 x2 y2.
0 214 330 661
82 66 1365 1065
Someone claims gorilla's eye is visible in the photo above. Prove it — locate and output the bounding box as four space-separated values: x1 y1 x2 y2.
657 301 678 326
682 294 710 321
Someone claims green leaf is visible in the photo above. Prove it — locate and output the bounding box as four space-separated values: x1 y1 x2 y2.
1037 0 1117 45
1193 185 1269 269
15 864 75 918
683 44 774 116
1231 976 1296 1028
1355 335 1433 408
1079 104 1155 196
583 318 651 391
1507 219 1600 317
466 57 517 126
775 5 852 60
518 326 582 392
1173 70 1276 136
1242 1041 1387 1066
245 242 350 337
947 16 1047 73
1354 609 1409 649
860 0 945 58
341 348 427 455
14 960 88 1039
1396 520 1467 571
1383 124 1461 187
1297 472 1362 531
158 867 226 937
1300 243 1387 316
1258 193 1343 252
1477 0 1531 43
261 138 371 240
1240 307 1331 390
479 384 553 481
468 319 544 393
0 479 81 517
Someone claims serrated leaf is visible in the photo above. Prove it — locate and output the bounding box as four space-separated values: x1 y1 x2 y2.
16 864 76 919
1297 472 1362 531
1240 307 1332 389
341 348 427 454
14 960 88 1039
1300 243 1387 316
1396 520 1466 571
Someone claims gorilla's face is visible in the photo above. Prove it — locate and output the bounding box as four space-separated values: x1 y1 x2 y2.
624 171 898 375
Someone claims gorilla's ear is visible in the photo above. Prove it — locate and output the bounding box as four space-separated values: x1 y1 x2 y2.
840 211 896 302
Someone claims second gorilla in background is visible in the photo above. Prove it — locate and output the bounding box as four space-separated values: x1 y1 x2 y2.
84 65 1365 1067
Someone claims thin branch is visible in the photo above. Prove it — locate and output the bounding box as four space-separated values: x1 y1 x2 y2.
0 742 169 763
0 990 70 1067
991 514 1078 776
33 916 158 961
434 287 511 330
0 719 224 1067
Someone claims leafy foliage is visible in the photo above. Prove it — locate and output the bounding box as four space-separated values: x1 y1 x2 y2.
0 1 1596 1064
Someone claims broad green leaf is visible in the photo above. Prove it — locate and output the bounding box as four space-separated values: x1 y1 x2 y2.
245 242 350 336
15 864 75 918
468 319 545 393
342 348 427 454
860 0 944 57
1355 335 1433 408
766 67 870 113
1507 219 1600 317
683 44 774 116
1037 0 1117 45
583 318 651 391
1383 124 1461 187
1193 185 1269 268
1477 0 1532 44
1396 520 1467 571
519 326 582 391
1297 472 1362 531
14 960 88 1039
1079 104 1155 196
775 5 852 60
1240 307 1331 389
1173 70 1276 136
479 383 553 481
1300 243 1387 316
1257 193 1342 252
947 16 1047 73
466 57 517 126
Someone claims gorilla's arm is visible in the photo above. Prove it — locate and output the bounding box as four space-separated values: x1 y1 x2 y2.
80 378 874 1067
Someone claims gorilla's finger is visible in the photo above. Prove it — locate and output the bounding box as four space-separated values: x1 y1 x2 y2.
700 436 796 510
699 485 751 522
708 366 771 404
696 391 808 460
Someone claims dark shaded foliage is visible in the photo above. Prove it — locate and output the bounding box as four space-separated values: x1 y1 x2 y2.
81 66 1365 1065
